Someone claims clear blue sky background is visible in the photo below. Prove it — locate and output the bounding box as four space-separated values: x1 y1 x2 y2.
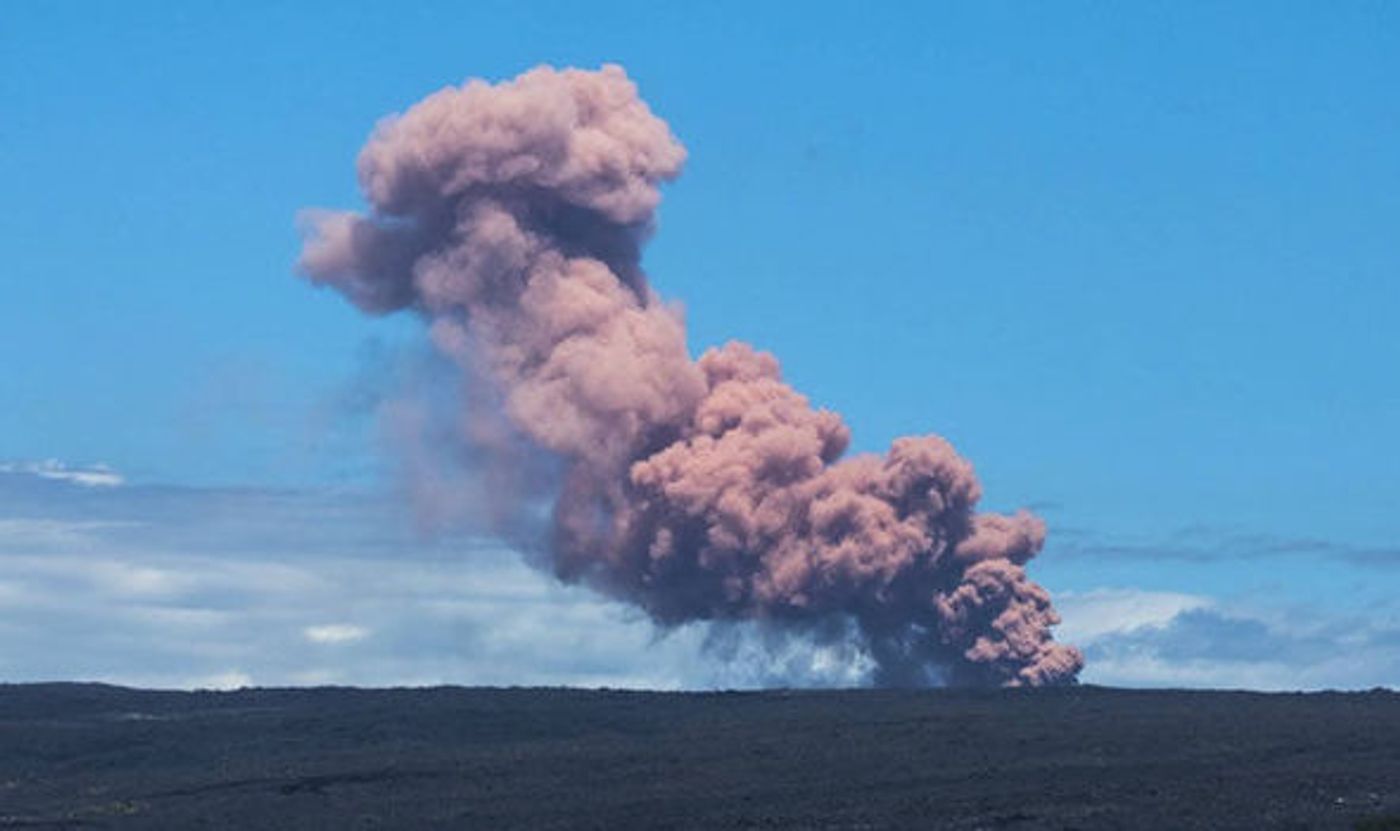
1 2 1396 689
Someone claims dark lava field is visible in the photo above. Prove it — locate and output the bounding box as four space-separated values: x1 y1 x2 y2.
1 683 1397 830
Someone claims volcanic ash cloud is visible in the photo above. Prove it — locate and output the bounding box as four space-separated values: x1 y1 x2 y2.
298 64 1084 687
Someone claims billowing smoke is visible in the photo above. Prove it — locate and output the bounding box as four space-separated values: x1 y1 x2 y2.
299 64 1083 687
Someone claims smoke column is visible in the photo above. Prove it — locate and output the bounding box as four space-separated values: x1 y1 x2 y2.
299 65 1083 687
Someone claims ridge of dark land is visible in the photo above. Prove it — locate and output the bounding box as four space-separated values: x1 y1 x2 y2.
0 683 1397 830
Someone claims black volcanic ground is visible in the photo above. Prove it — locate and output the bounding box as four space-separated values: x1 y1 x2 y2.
1 684 1397 830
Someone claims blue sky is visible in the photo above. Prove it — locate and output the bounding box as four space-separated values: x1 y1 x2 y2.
2 2 1397 689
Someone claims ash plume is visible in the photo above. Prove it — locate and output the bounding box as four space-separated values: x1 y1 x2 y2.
299 64 1083 687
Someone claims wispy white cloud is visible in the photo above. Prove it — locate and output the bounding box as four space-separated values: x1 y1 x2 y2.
0 518 143 550
1054 588 1213 644
304 623 370 644
1053 524 1400 568
0 460 124 488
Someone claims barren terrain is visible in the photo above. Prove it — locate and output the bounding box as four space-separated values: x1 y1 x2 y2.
1 684 1397 829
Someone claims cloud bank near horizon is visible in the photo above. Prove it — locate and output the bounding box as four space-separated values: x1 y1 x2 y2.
2 464 1392 691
